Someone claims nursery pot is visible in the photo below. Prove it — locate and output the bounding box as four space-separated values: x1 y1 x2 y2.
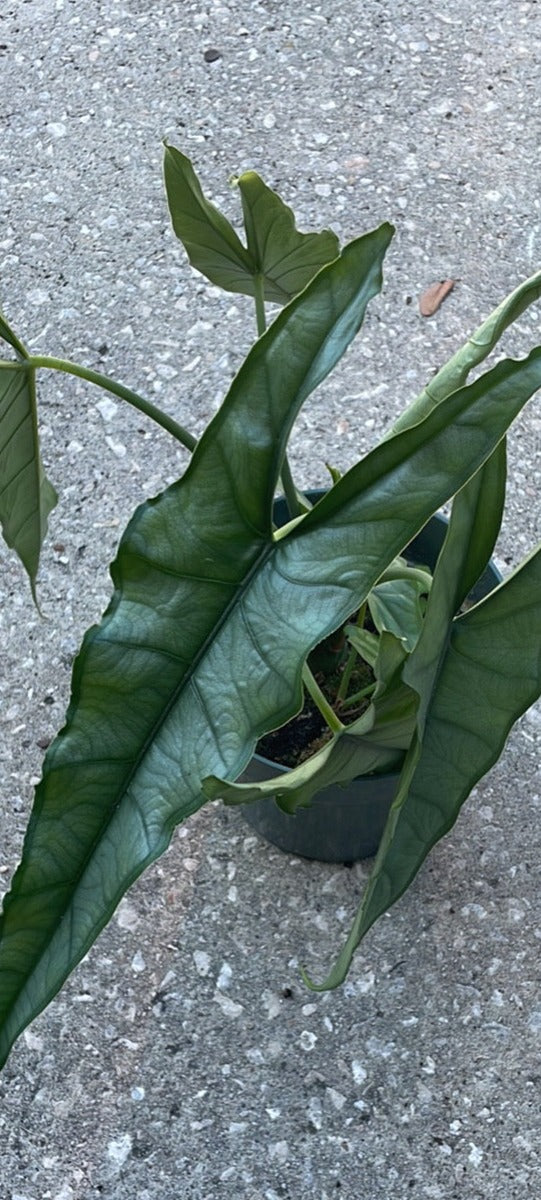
240 492 501 864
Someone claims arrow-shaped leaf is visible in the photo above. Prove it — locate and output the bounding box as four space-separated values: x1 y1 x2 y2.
0 226 392 1066
164 144 339 303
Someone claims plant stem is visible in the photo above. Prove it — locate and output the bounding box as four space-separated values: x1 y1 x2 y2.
280 454 309 519
336 601 367 703
254 283 327 731
254 273 267 340
302 663 345 735
253 276 305 519
340 681 376 710
29 355 197 453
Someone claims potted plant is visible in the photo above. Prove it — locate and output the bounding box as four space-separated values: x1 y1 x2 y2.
237 499 501 863
0 146 539 1069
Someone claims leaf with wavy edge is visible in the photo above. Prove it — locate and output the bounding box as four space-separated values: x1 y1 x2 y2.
304 443 512 989
306 540 541 990
0 227 392 1066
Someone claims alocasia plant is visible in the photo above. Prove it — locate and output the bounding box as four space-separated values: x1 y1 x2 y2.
0 147 539 1066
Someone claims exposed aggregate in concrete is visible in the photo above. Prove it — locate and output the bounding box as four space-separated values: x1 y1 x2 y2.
0 1 540 1197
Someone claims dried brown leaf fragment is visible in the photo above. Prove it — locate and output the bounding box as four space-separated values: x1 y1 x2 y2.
419 279 455 317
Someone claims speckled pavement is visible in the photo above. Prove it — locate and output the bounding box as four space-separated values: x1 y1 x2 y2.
1 2 540 1198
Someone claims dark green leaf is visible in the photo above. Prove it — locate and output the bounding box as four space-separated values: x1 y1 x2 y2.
0 359 58 591
0 226 393 1066
308 541 541 989
163 144 255 293
164 146 339 304
1 235 539 1056
235 170 340 303
304 445 510 988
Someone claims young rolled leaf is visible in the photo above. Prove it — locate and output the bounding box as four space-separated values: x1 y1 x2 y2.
0 314 58 591
394 269 541 433
164 144 339 303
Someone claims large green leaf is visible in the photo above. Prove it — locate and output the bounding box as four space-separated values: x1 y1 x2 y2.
1 244 540 1061
163 145 339 303
235 171 339 303
0 314 58 591
304 443 510 988
394 270 541 433
0 226 392 1066
307 541 541 989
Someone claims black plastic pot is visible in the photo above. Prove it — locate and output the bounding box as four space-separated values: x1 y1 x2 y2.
240 493 501 864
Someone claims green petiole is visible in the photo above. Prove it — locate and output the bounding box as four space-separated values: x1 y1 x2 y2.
29 355 197 453
336 601 367 704
302 663 345 735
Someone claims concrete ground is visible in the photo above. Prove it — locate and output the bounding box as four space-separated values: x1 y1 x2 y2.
0 1 540 1197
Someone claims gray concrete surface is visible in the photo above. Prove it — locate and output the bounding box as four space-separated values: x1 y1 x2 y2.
1 1 540 1197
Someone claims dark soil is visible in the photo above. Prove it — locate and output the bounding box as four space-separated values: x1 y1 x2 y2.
256 629 375 768
257 694 332 768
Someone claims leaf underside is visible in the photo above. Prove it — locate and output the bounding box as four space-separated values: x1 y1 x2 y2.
0 341 57 590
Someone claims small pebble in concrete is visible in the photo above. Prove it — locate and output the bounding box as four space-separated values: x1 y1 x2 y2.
96 397 118 422
217 961 232 990
213 990 244 1018
106 1133 132 1168
193 949 211 976
352 1059 367 1085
